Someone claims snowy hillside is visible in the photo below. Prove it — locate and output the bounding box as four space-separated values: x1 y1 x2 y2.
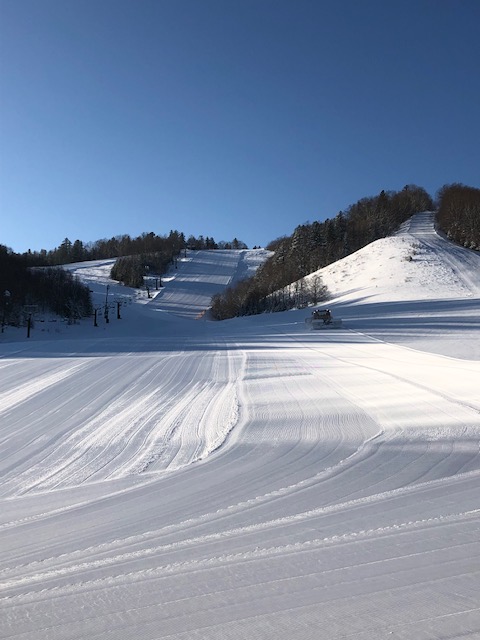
318 211 480 302
315 211 480 359
1 213 480 639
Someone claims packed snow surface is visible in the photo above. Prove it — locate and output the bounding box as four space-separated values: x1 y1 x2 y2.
1 215 480 639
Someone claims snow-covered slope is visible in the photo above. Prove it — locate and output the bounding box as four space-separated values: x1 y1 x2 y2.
318 211 480 302
63 248 271 322
1 215 480 639
312 211 480 359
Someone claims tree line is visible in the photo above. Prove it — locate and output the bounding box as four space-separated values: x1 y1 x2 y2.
20 231 248 267
0 246 92 330
436 183 480 250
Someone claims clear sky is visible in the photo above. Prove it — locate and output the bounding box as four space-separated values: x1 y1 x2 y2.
1 0 479 253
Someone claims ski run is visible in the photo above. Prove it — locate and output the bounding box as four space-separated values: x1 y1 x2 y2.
1 211 480 639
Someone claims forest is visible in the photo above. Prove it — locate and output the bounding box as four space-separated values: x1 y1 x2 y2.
20 231 247 267
0 247 92 331
436 183 480 249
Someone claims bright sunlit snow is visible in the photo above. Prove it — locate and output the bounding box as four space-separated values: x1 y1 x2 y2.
1 213 480 639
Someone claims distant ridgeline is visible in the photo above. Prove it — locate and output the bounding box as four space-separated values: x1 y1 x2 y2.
17 231 248 268
210 183 480 320
1 184 478 324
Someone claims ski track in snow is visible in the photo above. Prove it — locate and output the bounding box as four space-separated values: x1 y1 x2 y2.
1 221 480 639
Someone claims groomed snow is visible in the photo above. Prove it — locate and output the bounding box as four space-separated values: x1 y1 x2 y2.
1 214 479 639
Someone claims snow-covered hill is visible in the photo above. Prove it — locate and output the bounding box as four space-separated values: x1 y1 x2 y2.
1 214 480 639
312 211 480 359
318 211 480 302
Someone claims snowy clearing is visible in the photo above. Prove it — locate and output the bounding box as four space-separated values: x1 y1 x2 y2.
1 216 480 639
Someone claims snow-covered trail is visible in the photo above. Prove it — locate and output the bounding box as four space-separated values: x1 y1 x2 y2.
152 250 246 318
1 218 480 638
402 210 480 296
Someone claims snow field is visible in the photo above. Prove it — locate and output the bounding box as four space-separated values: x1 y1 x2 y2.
1 218 480 638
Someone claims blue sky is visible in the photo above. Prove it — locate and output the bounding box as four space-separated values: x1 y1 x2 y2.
1 0 479 253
